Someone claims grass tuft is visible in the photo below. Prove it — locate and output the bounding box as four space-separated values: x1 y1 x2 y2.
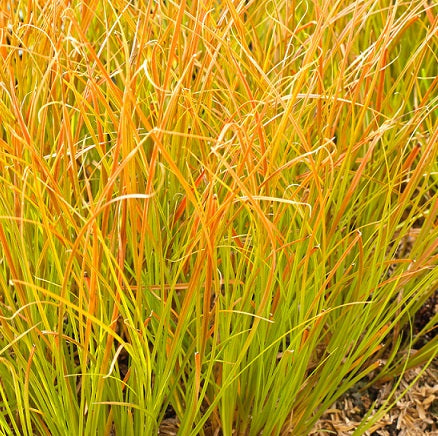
0 0 437 435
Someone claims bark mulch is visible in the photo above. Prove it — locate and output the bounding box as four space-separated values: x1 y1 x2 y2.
310 357 438 435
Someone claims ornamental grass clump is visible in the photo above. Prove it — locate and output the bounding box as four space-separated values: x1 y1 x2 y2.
0 0 437 435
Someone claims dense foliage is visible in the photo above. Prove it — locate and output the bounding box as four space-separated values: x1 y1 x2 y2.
0 1 437 434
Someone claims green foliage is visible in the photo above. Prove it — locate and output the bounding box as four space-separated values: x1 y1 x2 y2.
0 0 437 434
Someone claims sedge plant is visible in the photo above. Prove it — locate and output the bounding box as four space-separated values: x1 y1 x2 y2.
0 0 437 435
